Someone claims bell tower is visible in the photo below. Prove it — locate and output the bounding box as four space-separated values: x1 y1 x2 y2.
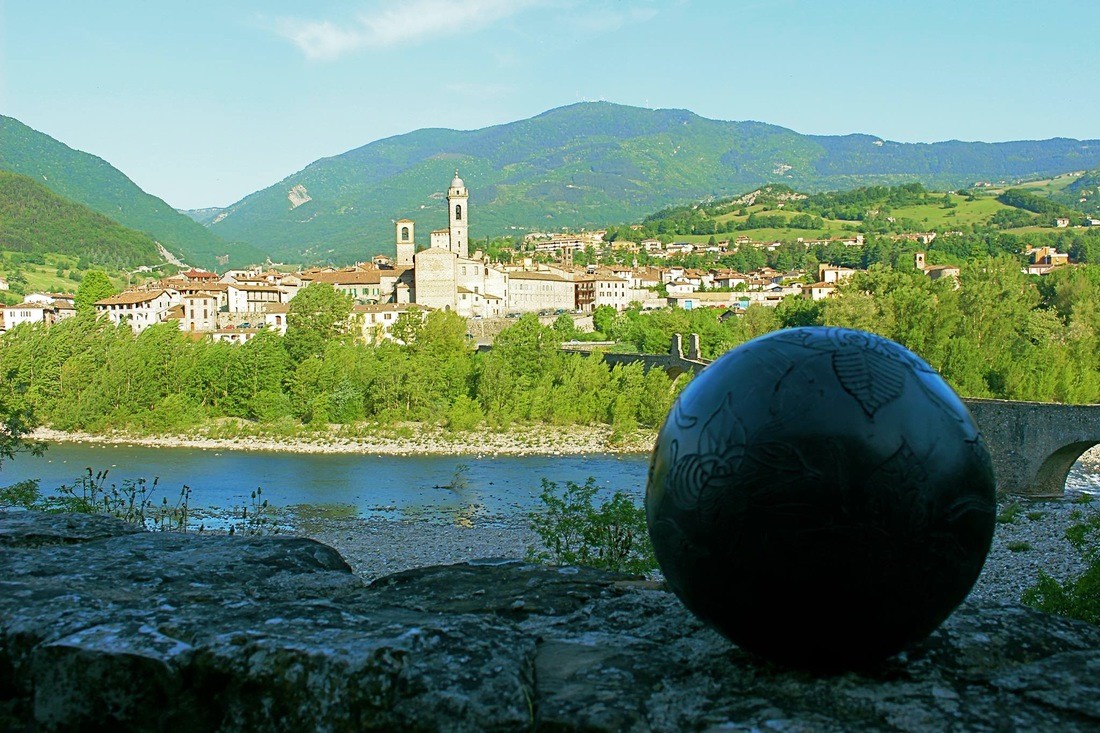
396 219 415 266
447 170 469 258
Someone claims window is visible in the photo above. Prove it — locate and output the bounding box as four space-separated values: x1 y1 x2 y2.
455 204 462 221
401 226 409 241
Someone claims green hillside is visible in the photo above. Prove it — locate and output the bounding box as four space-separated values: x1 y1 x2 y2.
0 116 263 269
1051 170 1100 216
0 170 161 268
612 180 1080 246
209 102 1100 264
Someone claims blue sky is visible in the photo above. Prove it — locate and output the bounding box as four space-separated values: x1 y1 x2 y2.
1 0 1096 210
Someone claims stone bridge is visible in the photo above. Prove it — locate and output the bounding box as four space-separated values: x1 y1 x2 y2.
586 336 1100 498
563 333 710 381
961 398 1100 498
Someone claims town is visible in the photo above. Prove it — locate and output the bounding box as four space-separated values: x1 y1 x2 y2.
0 172 1075 340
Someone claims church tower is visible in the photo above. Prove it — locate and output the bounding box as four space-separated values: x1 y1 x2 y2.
447 170 469 258
395 219 415 266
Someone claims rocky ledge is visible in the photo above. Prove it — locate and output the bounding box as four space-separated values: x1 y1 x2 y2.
1 511 1098 732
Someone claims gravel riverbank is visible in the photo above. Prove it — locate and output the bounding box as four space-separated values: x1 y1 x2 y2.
29 424 657 457
292 495 1097 606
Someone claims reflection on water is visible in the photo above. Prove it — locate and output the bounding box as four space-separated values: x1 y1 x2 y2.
3 442 1096 528
2 442 652 525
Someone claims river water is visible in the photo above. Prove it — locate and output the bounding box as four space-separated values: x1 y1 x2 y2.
2 442 1096 527
0 442 653 525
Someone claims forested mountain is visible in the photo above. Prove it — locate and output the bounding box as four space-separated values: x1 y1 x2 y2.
208 102 1100 264
0 171 162 268
179 207 226 225
0 116 262 269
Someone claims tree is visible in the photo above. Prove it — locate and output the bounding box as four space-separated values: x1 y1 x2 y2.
283 284 354 361
592 305 618 337
0 369 44 471
73 270 116 314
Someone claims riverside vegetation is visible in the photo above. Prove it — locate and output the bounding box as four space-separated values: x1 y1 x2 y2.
4 258 1100 444
1021 499 1100 625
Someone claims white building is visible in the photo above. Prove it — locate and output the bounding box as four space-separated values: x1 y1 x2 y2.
95 289 180 333
593 271 634 310
506 272 574 313
180 292 219 333
226 284 289 314
0 302 59 331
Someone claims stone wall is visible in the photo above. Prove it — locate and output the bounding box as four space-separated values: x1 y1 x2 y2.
2 510 1098 731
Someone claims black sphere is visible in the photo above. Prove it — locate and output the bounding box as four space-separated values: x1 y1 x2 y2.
646 327 996 669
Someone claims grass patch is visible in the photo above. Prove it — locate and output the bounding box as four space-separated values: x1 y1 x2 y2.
888 195 1010 228
1006 541 1032 552
996 502 1023 524
1022 506 1100 625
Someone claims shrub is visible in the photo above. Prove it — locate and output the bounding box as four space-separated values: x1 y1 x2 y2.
0 478 40 508
1021 508 1100 625
445 394 484 432
249 390 293 422
526 477 656 575
36 469 193 532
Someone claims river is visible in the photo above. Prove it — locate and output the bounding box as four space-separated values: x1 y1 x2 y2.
2 442 1096 528
0 442 653 525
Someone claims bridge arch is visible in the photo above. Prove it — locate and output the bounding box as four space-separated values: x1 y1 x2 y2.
962 399 1100 497
1033 441 1098 498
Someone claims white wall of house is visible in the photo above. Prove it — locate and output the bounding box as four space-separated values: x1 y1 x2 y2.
506 273 574 313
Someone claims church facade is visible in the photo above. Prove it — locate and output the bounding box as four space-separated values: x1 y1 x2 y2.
405 172 509 318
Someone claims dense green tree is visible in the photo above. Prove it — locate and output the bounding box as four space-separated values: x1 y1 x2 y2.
0 367 43 470
73 270 116 313
284 284 354 361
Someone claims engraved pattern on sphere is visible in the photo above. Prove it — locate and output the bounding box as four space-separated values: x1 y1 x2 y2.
645 326 996 669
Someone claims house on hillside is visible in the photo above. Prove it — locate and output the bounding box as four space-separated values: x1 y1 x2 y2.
1024 246 1070 275
806 282 838 301
506 271 574 313
95 289 180 333
914 253 960 282
300 268 384 303
0 302 60 331
180 292 219 333
819 265 856 284
354 303 430 343
226 283 291 313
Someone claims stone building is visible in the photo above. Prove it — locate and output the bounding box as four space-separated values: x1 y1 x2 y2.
407 172 508 317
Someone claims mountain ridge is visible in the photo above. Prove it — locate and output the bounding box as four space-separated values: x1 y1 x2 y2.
206 102 1100 264
0 116 263 269
0 170 163 269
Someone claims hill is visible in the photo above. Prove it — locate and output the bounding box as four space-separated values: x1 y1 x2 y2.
0 116 264 269
0 170 162 268
1051 170 1100 216
208 102 1100 264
